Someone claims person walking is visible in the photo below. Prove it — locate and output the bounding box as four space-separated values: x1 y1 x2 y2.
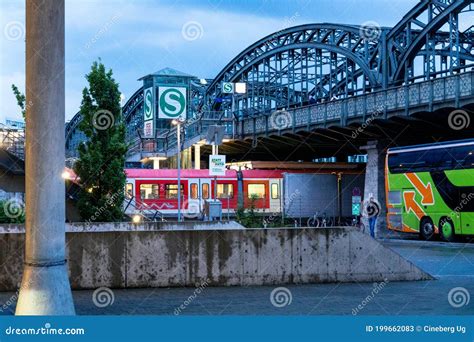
366 197 380 238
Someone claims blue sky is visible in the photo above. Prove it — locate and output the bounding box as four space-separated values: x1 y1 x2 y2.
0 0 419 123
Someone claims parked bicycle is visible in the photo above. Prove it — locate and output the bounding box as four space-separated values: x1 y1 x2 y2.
307 212 334 228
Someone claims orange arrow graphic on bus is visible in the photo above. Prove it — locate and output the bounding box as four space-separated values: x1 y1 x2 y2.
403 191 425 220
405 173 434 205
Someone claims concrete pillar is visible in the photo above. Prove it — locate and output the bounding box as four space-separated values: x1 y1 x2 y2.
152 158 160 169
360 140 388 239
16 0 75 315
194 144 201 169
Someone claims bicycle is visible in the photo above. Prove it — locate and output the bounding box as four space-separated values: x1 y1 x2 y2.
307 212 329 228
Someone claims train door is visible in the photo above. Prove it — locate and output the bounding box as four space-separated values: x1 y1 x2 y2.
188 178 211 218
269 179 282 213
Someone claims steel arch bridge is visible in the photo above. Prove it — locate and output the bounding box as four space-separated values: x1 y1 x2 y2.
66 0 474 160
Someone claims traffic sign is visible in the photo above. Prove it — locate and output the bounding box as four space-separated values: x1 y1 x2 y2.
222 82 234 94
158 86 187 120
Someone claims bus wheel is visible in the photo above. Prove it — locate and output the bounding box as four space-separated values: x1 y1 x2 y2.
420 217 435 240
439 218 456 242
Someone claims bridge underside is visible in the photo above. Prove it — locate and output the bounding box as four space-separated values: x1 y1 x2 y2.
205 105 474 161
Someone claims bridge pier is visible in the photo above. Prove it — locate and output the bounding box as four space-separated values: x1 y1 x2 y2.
16 0 75 315
360 140 389 238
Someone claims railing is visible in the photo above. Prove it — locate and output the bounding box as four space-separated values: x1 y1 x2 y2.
0 125 25 160
239 71 474 136
127 111 234 157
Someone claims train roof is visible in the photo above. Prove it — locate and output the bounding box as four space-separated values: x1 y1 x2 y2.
125 167 363 179
387 138 474 154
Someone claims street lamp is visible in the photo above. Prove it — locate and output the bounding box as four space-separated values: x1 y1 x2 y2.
172 119 184 222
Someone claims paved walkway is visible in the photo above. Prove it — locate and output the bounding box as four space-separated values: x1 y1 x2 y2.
1 239 473 315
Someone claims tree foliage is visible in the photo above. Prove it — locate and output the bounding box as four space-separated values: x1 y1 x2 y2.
74 60 127 222
11 84 26 119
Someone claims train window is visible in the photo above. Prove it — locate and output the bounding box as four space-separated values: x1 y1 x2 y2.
190 183 198 199
202 183 209 199
140 184 160 199
248 184 265 199
217 183 234 198
125 183 133 199
165 184 184 199
271 183 279 199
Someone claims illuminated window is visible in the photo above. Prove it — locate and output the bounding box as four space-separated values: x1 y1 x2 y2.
165 184 184 199
190 183 198 199
248 184 265 199
140 184 159 199
217 183 234 198
125 183 134 199
271 183 279 199
202 183 209 199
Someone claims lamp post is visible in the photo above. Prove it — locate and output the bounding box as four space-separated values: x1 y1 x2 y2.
172 119 183 222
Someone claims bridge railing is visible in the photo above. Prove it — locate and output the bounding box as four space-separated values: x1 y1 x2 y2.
127 111 233 157
238 71 474 137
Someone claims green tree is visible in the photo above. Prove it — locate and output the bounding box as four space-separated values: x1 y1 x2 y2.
11 84 26 119
74 60 127 222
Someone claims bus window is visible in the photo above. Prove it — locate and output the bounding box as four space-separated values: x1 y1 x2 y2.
165 184 184 199
217 183 234 198
271 183 279 199
125 183 133 199
248 184 265 199
140 184 160 199
190 183 198 199
202 183 209 199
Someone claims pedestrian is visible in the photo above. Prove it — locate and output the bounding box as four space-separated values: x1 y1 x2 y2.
366 197 380 238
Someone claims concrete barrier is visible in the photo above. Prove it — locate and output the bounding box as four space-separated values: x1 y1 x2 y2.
0 226 432 291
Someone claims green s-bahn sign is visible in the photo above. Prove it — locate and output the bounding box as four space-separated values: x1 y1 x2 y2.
158 86 187 120
143 87 154 138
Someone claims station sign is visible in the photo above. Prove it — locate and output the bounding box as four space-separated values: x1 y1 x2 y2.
158 86 187 120
222 82 234 94
209 155 226 176
143 87 154 138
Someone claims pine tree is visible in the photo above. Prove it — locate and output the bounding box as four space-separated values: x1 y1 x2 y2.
74 60 127 222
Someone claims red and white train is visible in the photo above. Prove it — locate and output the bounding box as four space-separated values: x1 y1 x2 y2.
124 165 365 218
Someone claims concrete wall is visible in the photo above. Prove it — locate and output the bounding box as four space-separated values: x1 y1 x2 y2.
0 226 431 291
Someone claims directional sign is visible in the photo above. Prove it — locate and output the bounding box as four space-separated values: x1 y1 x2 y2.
158 86 187 120
222 82 234 94
209 155 226 176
